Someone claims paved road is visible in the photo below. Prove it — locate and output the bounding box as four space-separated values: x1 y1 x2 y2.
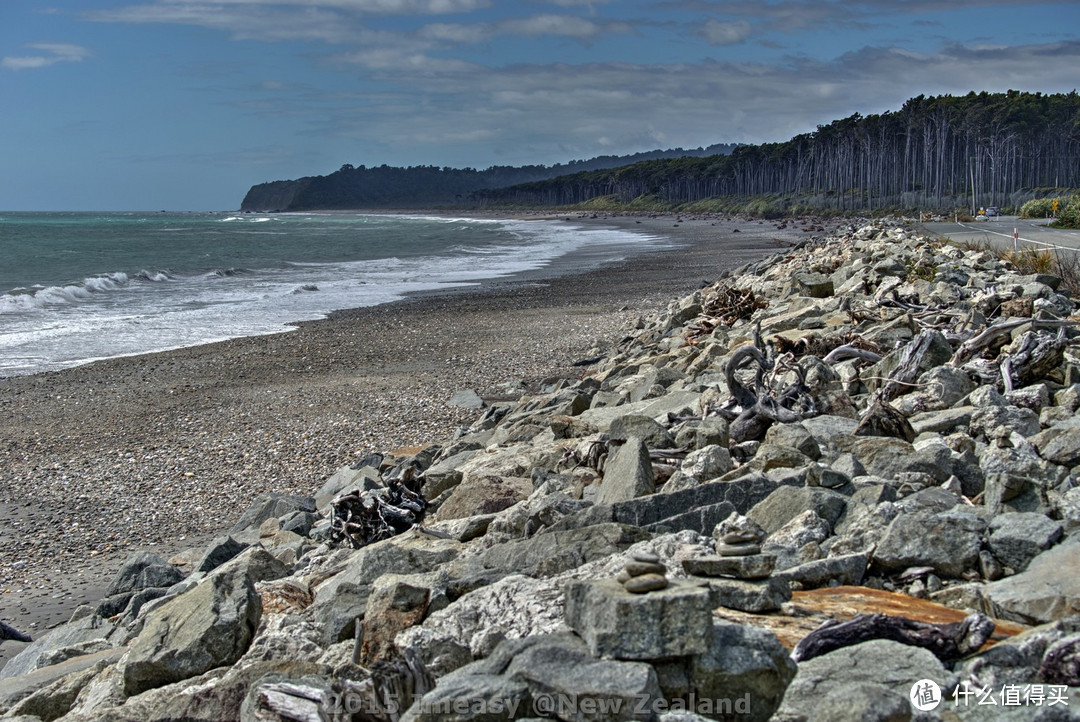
921 216 1080 254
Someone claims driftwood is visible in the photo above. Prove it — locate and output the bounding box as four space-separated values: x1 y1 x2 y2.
822 344 883 365
1001 328 1067 392
880 329 940 401
792 612 995 664
254 649 433 722
329 480 427 549
949 318 1080 367
0 620 32 643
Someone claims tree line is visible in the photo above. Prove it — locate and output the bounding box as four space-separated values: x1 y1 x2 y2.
473 91 1080 213
240 144 737 211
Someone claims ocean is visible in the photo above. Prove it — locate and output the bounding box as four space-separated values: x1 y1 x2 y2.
0 211 662 377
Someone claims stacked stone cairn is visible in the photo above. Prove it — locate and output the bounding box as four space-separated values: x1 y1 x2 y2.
5 218 1080 721
617 551 670 593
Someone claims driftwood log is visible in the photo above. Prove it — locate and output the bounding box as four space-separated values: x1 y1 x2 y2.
0 620 32 643
254 648 434 722
792 612 995 664
329 480 427 549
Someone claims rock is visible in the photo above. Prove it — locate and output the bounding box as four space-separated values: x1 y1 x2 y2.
421 449 477 499
712 512 766 545
191 536 248 575
763 423 821 460
433 473 532 522
313 464 382 512
984 537 1080 624
122 559 262 696
0 613 117 681
772 552 869 589
873 509 984 578
448 388 484 409
792 272 834 298
689 621 797 722
969 404 1041 440
0 648 126 717
1031 422 1080 467
625 561 667 577
680 445 733 481
747 486 847 535
559 472 790 536
468 522 650 581
714 543 762 557
405 634 661 722
778 639 955 720
360 577 430 666
229 493 316 536
309 533 461 643
840 436 950 482
987 512 1064 572
609 414 675 449
919 365 977 407
565 578 714 660
682 554 775 580
103 552 185 598
597 438 656 504
909 406 975 436
625 574 669 593
704 577 790 613
812 683 910 722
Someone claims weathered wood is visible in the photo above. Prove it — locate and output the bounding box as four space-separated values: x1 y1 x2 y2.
1004 328 1067 390
949 318 1080 367
881 329 937 401
823 344 883 365
256 684 324 722
330 479 428 549
0 620 31 643
791 612 995 663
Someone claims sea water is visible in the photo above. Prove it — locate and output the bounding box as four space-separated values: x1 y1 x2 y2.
0 212 662 377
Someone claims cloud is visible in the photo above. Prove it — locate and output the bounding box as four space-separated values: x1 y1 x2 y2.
2 42 92 70
699 19 751 45
500 14 628 38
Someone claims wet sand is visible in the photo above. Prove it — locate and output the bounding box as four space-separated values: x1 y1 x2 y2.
0 213 827 669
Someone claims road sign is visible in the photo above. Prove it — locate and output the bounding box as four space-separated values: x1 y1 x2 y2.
1053 199 1060 211
1014 228 1019 251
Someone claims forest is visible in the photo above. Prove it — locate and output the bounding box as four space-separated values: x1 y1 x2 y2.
473 91 1080 214
240 144 737 211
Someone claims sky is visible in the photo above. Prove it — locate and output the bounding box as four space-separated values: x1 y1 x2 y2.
2 1 1079 210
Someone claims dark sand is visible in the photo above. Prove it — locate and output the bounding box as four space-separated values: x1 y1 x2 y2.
0 214 826 669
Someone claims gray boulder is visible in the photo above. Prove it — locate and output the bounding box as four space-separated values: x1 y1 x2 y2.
610 414 675 449
748 487 846 535
104 551 185 598
565 579 714 660
229 492 316 536
597 438 655 504
778 639 955 720
308 533 461 643
873 509 984 578
122 559 262 696
988 512 1064 572
985 537 1080 624
1031 422 1080 467
689 622 796 722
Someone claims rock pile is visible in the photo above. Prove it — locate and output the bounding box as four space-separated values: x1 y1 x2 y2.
4 219 1080 720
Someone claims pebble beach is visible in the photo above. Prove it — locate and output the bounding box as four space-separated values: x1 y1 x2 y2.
0 214 813 669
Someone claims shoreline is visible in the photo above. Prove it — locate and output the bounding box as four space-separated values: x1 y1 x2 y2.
0 213 830 669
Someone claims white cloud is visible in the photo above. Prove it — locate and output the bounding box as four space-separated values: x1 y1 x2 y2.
2 42 92 70
700 19 751 45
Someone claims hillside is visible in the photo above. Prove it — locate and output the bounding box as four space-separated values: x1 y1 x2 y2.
239 144 737 211
475 90 1080 214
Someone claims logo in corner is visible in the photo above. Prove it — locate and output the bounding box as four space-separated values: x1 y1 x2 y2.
910 679 942 711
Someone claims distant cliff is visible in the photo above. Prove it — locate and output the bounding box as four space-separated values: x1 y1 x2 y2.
240 145 737 211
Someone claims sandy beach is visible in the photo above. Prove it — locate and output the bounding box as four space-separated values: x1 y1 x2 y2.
0 213 830 669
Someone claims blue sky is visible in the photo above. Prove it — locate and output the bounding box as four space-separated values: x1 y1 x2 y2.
2 0 1078 210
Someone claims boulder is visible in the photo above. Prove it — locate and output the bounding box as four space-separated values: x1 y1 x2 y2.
778 639 955 720
0 613 117 681
609 414 675 449
680 445 733 481
360 578 430 666
103 552 185 599
704 577 790 613
122 559 262 696
469 523 650 581
565 578 714 660
191 536 248 575
747 487 847 535
229 493 316 536
689 621 796 722
985 537 1080 624
308 533 461 643
987 512 1064 572
873 509 984 578
597 438 655 505
1031 422 1080 467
